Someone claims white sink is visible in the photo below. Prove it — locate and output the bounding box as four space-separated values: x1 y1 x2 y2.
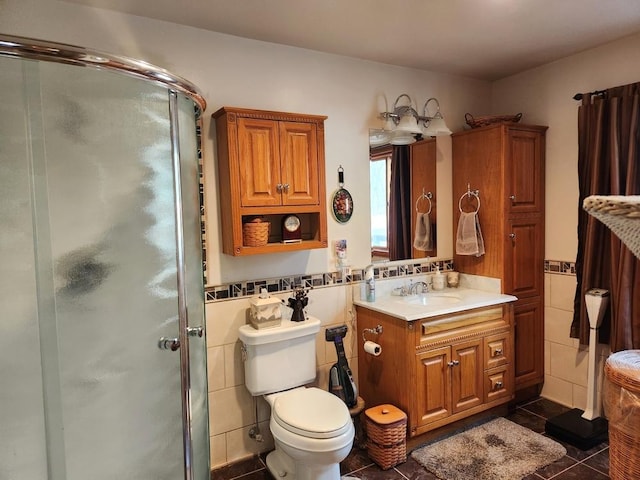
401 293 462 306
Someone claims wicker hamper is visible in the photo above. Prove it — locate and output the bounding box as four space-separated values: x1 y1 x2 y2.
364 404 407 470
604 350 640 480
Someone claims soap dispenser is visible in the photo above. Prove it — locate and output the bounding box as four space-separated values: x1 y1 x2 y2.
432 266 446 291
364 265 376 302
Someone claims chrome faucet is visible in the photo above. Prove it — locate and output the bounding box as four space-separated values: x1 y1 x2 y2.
410 281 430 295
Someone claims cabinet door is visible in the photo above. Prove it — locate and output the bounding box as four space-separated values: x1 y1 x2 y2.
452 339 483 413
514 298 544 389
505 215 544 298
416 346 451 426
237 118 281 206
279 121 319 205
506 129 544 214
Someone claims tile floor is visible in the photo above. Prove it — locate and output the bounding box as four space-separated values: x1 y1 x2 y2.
210 397 610 479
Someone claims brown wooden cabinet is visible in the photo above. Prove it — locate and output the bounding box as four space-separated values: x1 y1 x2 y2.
410 138 437 258
452 123 547 394
213 107 328 255
356 304 514 437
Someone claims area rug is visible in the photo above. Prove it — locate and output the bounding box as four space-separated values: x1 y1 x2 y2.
411 417 566 480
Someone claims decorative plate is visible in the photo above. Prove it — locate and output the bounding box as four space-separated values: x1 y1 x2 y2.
332 188 353 223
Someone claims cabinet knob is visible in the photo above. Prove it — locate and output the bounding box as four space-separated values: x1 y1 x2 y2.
283 183 290 191
509 194 516 202
276 183 283 192
509 233 516 240
495 381 503 389
494 348 503 356
447 360 460 367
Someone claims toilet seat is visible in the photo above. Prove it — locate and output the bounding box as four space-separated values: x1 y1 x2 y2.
272 387 352 439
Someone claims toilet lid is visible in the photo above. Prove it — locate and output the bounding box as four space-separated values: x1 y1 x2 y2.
272 387 351 439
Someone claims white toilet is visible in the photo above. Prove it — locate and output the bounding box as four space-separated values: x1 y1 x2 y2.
239 316 355 480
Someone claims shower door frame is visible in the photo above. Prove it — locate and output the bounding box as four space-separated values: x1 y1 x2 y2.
0 33 208 480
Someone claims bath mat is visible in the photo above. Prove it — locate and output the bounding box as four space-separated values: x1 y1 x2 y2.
411 417 566 480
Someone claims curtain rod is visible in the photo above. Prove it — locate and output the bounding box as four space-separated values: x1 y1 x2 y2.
573 89 606 101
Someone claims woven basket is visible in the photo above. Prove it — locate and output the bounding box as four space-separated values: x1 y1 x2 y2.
465 112 522 128
583 195 640 260
365 404 407 469
242 218 270 247
603 350 640 480
366 441 406 470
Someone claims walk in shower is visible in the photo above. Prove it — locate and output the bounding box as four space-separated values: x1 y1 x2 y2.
0 35 209 480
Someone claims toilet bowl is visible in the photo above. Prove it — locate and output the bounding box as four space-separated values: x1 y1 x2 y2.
265 387 355 480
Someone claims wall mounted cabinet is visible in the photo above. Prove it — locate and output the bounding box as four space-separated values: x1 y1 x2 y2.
452 123 547 396
213 107 328 255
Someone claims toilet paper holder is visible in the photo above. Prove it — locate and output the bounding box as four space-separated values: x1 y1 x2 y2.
362 325 383 342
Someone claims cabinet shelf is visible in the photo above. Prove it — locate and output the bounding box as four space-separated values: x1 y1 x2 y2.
232 239 327 256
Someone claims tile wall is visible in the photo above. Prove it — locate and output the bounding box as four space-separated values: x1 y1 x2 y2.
205 258 600 469
542 260 610 410
205 259 453 469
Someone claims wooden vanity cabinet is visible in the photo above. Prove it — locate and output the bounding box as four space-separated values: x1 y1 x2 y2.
213 107 328 255
356 304 514 438
452 123 547 395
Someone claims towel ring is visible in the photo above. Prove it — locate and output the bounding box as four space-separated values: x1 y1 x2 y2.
459 187 480 213
416 190 433 214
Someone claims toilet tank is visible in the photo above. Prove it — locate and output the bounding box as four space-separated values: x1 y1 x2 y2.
239 316 321 396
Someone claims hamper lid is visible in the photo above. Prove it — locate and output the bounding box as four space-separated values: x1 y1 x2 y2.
365 404 407 425
605 350 640 391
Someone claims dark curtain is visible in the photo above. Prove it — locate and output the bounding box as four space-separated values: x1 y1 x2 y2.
388 145 412 260
571 83 640 351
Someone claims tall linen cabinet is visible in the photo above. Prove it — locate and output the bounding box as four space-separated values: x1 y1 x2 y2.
452 123 548 397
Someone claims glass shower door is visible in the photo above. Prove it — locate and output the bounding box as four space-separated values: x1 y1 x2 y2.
0 56 208 480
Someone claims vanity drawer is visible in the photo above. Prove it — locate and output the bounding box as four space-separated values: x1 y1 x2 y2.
484 332 511 370
485 365 511 403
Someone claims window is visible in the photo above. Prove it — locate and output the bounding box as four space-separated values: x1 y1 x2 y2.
370 145 392 258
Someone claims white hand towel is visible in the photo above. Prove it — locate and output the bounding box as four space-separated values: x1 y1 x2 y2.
413 212 434 251
456 212 485 257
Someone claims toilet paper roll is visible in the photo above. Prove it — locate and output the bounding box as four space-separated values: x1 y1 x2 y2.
364 340 382 356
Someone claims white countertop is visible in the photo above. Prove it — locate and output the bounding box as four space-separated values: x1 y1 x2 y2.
353 287 517 321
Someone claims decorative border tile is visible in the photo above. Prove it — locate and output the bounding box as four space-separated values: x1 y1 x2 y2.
204 258 576 302
544 260 576 276
205 259 454 303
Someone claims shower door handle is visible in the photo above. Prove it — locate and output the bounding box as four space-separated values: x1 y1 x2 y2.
158 337 180 351
187 326 204 337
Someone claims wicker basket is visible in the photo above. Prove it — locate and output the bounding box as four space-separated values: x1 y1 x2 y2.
583 195 640 260
603 350 640 480
365 404 407 470
465 112 522 128
242 218 270 247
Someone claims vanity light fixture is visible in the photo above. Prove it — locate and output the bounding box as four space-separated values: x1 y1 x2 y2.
378 93 452 145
